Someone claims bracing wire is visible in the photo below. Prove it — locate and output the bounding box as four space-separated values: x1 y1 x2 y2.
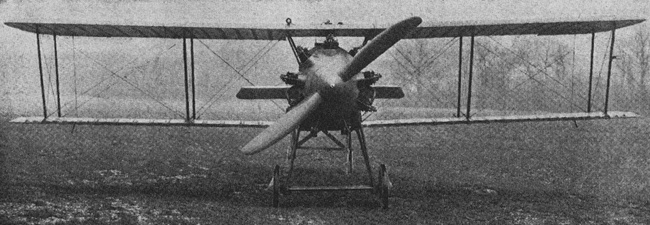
487 36 585 95
389 38 457 108
239 40 274 72
197 39 255 85
592 33 613 111
57 40 183 118
195 39 284 116
482 37 586 111
73 37 78 117
68 46 185 118
63 81 120 117
571 34 577 111
194 40 259 110
41 45 57 108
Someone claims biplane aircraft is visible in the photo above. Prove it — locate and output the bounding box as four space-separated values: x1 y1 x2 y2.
5 15 645 208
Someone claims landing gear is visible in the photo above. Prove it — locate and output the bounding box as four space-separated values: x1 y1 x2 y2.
270 164 390 208
269 114 390 208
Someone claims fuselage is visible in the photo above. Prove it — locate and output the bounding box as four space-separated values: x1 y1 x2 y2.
297 46 361 129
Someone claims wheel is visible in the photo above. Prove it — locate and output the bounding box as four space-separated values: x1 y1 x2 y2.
378 164 389 209
272 165 280 207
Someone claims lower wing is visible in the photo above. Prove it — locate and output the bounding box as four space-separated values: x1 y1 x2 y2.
10 111 637 128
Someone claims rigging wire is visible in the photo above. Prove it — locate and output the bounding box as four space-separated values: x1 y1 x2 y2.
487 36 583 93
73 37 78 117
240 40 274 72
195 40 259 109
571 34 577 111
62 81 120 117
55 74 111 117
389 38 457 109
196 68 239 116
242 41 280 75
56 40 182 118
478 41 584 111
120 42 179 114
197 39 255 85
41 44 57 109
196 40 277 113
196 39 284 116
471 42 545 112
592 33 613 111
71 47 185 118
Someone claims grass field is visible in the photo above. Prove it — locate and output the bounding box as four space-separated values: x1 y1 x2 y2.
1 112 650 224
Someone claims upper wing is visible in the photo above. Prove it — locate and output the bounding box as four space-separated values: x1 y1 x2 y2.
5 17 644 40
408 17 645 37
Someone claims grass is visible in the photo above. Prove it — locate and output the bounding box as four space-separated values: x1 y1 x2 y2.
1 112 650 224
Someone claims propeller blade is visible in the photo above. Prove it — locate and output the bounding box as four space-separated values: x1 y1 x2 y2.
240 92 322 155
340 16 422 81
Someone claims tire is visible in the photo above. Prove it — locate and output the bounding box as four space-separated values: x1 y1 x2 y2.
379 164 389 209
272 165 280 207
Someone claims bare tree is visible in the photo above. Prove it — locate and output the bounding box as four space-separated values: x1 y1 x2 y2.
389 39 456 108
474 39 517 111
506 37 580 112
387 36 580 113
616 24 650 113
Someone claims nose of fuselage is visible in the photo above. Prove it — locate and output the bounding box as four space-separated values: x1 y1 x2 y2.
308 71 342 98
324 75 342 89
301 48 356 99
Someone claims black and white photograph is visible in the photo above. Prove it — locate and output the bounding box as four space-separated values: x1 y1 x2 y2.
1 0 649 224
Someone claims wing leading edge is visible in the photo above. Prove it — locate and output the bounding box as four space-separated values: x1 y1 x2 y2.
9 111 637 128
5 17 644 40
9 117 273 128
